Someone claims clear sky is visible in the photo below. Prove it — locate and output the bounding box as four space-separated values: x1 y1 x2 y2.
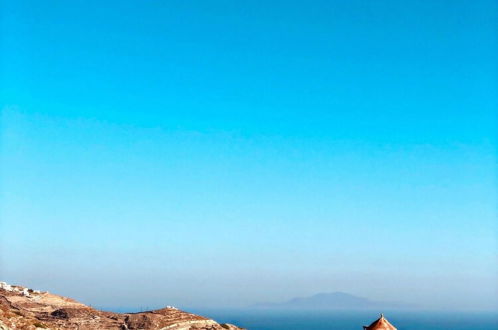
1 0 497 310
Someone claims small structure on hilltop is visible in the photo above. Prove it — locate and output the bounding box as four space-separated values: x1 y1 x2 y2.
363 314 397 330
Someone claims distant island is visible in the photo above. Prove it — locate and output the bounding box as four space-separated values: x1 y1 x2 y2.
254 292 415 310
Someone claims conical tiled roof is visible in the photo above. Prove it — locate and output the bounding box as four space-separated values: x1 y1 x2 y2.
363 314 397 330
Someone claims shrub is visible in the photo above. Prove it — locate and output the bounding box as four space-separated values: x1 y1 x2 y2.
33 322 47 328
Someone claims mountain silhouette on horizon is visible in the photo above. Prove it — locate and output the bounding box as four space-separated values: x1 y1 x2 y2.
253 292 414 310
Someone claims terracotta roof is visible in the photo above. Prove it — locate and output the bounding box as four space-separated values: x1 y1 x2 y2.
363 314 397 330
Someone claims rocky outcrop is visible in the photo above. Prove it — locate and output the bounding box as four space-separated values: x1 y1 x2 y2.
363 314 397 330
0 282 243 330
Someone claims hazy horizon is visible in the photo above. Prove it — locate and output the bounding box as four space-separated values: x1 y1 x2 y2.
1 0 497 311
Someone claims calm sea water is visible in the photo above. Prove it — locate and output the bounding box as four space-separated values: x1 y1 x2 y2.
190 309 498 330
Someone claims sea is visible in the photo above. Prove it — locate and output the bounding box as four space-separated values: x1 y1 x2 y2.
189 309 498 330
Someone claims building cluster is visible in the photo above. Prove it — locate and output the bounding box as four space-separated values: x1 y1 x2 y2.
0 281 41 297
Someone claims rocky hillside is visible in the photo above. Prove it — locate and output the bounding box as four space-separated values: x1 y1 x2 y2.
0 282 243 330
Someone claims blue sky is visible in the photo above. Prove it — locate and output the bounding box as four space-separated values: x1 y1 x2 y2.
1 1 497 310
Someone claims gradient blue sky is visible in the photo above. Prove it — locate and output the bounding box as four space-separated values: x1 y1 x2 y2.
1 0 497 310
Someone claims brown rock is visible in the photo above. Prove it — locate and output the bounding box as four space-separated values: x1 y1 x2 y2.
363 314 397 330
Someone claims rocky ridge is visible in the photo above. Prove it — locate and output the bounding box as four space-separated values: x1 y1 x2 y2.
0 282 242 330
